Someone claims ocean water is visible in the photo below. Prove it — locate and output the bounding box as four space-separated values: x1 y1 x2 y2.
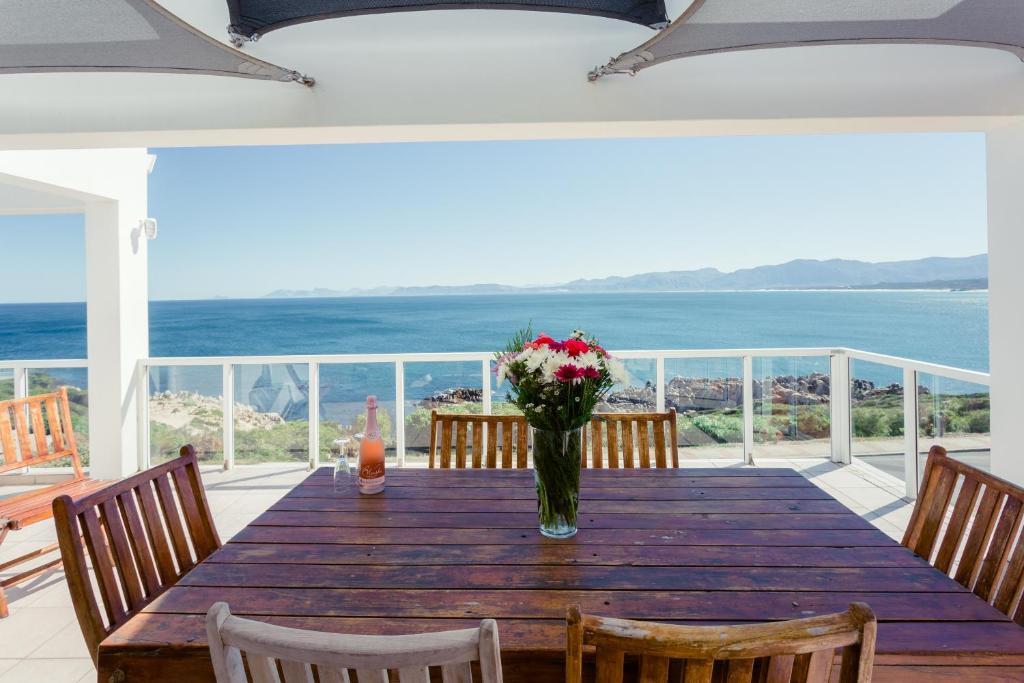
0 291 989 410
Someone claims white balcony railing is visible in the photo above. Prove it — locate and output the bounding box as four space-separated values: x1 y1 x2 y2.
0 348 991 499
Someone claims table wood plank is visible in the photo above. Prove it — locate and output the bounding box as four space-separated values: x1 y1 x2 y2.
98 467 1024 683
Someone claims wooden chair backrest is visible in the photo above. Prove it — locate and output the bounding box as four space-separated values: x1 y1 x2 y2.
428 410 529 468
207 602 504 683
53 445 221 663
582 410 679 468
0 387 83 477
566 604 876 683
904 445 1024 622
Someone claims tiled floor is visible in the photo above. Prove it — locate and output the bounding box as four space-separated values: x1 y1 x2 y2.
0 458 913 682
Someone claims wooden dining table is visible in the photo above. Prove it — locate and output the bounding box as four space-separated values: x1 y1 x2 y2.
98 466 1024 681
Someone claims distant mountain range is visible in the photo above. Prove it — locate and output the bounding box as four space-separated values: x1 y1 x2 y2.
264 254 988 298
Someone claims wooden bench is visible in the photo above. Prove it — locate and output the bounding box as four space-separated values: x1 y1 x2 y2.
0 387 104 617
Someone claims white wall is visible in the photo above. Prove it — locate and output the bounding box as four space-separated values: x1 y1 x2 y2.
0 149 152 479
987 123 1024 484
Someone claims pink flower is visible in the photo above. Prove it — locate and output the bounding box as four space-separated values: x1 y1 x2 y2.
554 364 586 383
582 367 601 379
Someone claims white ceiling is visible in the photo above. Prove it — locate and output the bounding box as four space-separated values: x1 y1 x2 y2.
1 0 1023 150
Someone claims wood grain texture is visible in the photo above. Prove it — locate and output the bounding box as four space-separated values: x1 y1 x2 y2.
98 467 1024 682
905 445 1024 622
56 445 220 664
0 387 89 618
429 411 529 469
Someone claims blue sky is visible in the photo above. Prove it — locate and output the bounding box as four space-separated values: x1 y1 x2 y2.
0 132 988 303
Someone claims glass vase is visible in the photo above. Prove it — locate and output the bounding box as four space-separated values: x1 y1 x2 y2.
531 426 582 539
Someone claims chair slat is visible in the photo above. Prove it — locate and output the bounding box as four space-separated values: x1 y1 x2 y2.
638 420 651 468
516 422 528 468
933 476 981 572
135 480 180 583
428 412 439 468
442 660 473 683
12 404 32 462
398 666 430 683
501 423 513 468
639 655 669 683
591 421 604 468
154 474 195 572
0 407 16 468
802 649 834 683
595 648 625 683
44 397 65 452
621 421 635 467
994 533 1024 615
99 498 146 608
356 671 389 683
318 669 349 683
724 659 753 683
954 486 1002 587
764 654 794 683
117 491 162 596
455 421 468 469
914 466 958 559
486 423 498 468
171 464 221 559
975 496 1023 600
281 660 315 683
441 419 453 469
682 660 714 683
29 400 49 457
606 422 619 468
471 423 483 468
80 506 126 626
250 655 283 683
652 423 666 468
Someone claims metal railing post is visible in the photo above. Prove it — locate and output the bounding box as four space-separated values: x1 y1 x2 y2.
655 355 666 413
742 355 754 465
829 351 852 465
395 360 406 468
137 360 150 471
222 364 235 470
903 368 920 499
481 359 492 414
12 366 27 400
308 361 320 471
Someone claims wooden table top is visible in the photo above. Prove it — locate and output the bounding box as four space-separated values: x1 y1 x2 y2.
98 467 1024 682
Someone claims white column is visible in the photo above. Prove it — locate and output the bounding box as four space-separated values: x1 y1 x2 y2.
987 123 1024 485
85 196 149 479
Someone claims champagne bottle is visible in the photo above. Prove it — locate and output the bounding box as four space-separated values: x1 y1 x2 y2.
358 395 385 495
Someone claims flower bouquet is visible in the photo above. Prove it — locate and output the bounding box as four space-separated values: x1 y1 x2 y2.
495 329 627 538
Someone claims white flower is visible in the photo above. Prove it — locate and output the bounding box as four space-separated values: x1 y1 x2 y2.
495 363 508 386
577 351 600 369
605 357 629 385
571 329 586 340
524 348 548 372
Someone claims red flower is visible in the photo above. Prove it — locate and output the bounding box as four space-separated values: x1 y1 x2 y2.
554 364 585 383
534 334 555 346
582 367 601 379
564 339 589 357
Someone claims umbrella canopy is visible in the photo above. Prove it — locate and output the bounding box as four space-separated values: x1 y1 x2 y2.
1 0 312 84
226 0 669 43
590 0 1024 79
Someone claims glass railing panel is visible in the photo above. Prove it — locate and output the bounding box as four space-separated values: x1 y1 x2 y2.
918 374 991 473
233 363 309 464
148 365 223 466
319 363 397 467
850 359 905 482
599 358 656 412
665 357 744 462
0 369 11 401
27 367 89 467
404 360 483 465
752 356 831 459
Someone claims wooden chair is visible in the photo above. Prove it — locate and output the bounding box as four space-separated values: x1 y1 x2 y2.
428 410 529 468
566 603 876 683
582 410 679 468
0 387 105 618
207 601 504 683
904 445 1024 622
53 444 221 663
